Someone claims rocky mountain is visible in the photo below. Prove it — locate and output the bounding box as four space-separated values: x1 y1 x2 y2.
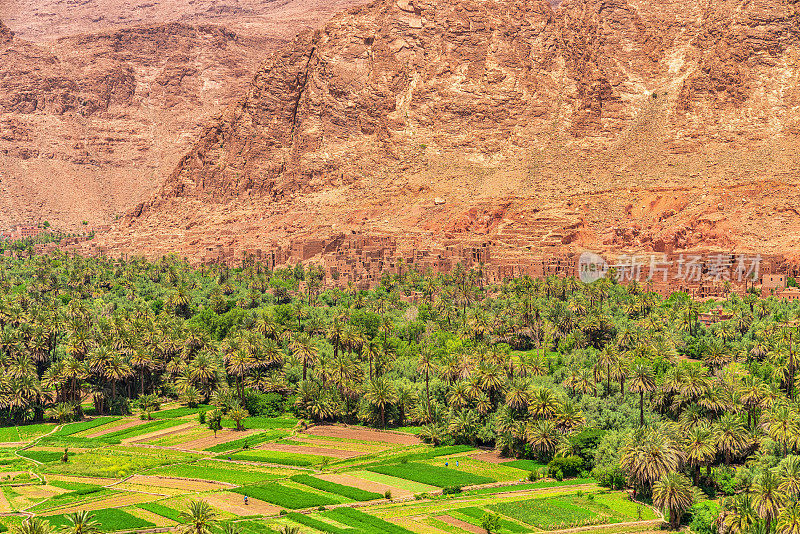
99 0 800 262
0 0 368 231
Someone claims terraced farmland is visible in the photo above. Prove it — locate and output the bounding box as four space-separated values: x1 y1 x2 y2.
0 412 661 534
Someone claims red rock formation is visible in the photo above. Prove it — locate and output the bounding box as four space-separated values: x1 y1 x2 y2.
82 0 800 261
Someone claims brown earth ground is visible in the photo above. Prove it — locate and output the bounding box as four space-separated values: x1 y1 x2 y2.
203 491 282 516
124 423 195 444
124 475 232 492
291 436 391 453
469 451 515 464
436 515 485 534
176 429 257 451
316 473 411 499
85 418 148 438
302 425 421 446
0 489 11 512
255 443 363 459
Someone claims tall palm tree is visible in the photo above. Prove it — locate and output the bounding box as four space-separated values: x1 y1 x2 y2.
629 362 655 427
716 413 748 465
620 426 684 493
364 377 397 428
290 333 318 382
778 455 800 499
525 419 561 460
722 494 758 534
178 500 217 534
777 502 800 534
417 348 437 422
653 471 694 529
752 469 786 530
10 517 52 534
685 424 717 486
61 511 101 534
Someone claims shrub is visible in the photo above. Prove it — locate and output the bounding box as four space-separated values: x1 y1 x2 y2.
548 456 584 478
688 502 720 534
384 489 392 500
481 511 502 534
592 465 627 490
441 486 462 495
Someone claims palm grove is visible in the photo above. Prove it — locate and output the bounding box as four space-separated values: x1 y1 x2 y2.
1 251 800 533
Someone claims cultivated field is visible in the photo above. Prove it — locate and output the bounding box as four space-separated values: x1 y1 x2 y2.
0 410 662 534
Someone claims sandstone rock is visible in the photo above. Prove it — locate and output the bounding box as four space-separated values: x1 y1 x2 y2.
87 0 800 262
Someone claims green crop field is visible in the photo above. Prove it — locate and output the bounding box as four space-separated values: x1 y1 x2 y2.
502 459 547 472
44 508 155 531
232 482 338 509
290 474 382 501
51 417 121 437
367 462 494 487
204 430 290 452
489 492 657 530
147 461 284 484
138 501 185 523
224 449 331 466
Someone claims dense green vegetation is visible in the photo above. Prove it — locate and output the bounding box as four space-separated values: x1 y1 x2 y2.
2 252 800 532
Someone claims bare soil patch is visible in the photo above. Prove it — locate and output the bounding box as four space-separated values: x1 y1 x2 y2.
317 473 413 499
204 491 281 516
125 475 232 492
0 488 11 512
124 423 194 444
256 443 362 459
178 429 257 451
470 450 515 464
436 515 484 534
86 418 147 438
303 425 420 445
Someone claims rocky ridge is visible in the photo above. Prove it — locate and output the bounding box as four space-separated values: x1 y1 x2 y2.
78 0 800 261
0 0 369 231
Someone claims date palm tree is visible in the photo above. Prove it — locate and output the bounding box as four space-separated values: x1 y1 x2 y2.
752 469 785 530
364 377 397 428
61 510 101 534
777 502 800 534
621 426 684 493
11 517 52 534
685 424 717 486
716 413 748 465
653 471 694 529
629 362 655 427
178 500 217 534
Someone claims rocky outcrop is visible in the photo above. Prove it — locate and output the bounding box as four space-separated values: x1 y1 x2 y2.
0 20 12 44
100 0 800 262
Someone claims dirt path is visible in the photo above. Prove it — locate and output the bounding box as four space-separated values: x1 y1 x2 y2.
545 519 663 534
303 425 420 445
178 429 256 451
435 515 484 534
204 492 281 516
316 473 411 498
256 443 363 459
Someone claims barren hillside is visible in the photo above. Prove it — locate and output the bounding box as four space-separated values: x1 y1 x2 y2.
96 0 800 262
0 0 368 231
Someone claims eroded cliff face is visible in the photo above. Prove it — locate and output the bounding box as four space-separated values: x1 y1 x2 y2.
0 0 369 231
94 0 800 260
